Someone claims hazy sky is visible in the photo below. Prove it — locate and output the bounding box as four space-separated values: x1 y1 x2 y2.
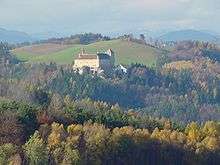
0 0 219 36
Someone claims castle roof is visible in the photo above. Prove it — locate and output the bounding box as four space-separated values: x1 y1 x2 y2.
77 54 97 59
76 51 111 60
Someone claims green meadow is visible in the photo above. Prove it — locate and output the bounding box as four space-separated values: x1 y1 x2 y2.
13 39 161 66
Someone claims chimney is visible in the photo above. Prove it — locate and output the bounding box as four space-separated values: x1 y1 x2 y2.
79 48 85 58
82 48 85 54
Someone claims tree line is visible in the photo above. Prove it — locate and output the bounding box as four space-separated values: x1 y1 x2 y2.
0 99 219 165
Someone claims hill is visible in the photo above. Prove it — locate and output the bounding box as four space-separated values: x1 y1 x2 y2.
0 28 33 44
159 29 218 42
30 31 63 40
12 39 161 66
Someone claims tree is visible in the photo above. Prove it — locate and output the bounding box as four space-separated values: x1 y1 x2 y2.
202 136 220 151
0 143 19 165
185 122 202 143
48 123 66 150
202 121 220 137
23 131 49 165
47 123 67 163
140 34 146 45
64 95 73 106
83 123 110 164
156 53 171 69
49 93 64 112
0 112 24 145
61 144 80 165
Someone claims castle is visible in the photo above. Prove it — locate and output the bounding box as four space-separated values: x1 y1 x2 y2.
73 49 115 73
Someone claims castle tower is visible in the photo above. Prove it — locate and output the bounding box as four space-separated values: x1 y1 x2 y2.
79 48 85 58
106 49 115 66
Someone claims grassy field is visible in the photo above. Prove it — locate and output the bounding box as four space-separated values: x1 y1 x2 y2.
12 39 161 66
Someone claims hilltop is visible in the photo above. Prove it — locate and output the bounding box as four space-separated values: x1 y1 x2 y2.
0 28 33 44
12 39 161 66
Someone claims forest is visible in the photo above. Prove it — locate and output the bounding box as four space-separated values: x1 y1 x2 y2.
0 41 220 164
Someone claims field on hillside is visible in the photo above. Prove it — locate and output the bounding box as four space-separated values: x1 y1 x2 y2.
14 43 72 55
12 39 161 66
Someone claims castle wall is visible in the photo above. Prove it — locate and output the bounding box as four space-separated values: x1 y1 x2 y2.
73 59 100 68
99 59 112 69
73 49 115 72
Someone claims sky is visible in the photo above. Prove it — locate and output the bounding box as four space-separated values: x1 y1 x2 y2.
0 0 219 37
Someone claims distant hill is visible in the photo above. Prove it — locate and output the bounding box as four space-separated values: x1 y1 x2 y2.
166 40 220 63
12 39 161 66
30 31 64 40
0 28 33 44
159 29 218 42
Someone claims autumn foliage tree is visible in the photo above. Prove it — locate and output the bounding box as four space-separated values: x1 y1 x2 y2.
0 112 24 145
